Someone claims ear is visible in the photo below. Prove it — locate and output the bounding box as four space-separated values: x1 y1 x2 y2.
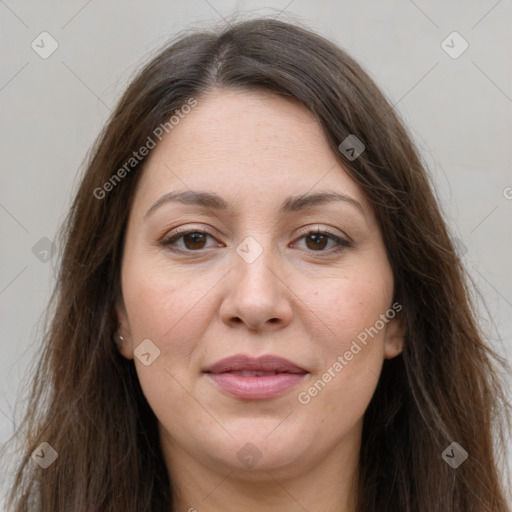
383 312 405 360
114 300 134 360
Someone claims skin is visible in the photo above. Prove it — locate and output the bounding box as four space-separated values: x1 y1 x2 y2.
116 88 405 512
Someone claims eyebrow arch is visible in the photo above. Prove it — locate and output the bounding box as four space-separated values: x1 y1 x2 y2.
144 189 364 219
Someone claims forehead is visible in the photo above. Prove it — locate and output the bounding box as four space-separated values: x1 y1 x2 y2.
154 88 332 171
134 88 374 221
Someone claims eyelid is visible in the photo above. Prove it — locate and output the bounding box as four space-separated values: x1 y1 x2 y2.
294 224 351 244
159 225 222 247
291 226 351 255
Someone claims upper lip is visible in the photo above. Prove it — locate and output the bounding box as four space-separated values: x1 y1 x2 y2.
203 355 307 374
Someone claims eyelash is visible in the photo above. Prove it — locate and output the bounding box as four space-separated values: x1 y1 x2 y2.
159 227 351 255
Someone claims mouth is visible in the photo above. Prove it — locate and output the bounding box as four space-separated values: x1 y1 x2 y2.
224 370 291 376
203 354 308 400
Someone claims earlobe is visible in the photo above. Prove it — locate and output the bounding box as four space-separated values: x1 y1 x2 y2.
384 339 403 359
113 332 133 360
114 302 134 360
383 317 405 360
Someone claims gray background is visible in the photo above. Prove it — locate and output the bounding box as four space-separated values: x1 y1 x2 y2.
1 0 511 503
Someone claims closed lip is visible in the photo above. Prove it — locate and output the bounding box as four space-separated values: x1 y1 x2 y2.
203 354 308 375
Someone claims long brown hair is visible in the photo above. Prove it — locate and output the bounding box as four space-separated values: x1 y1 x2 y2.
3 15 510 511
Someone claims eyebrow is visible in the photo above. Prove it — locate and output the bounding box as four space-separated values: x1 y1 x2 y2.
144 189 364 219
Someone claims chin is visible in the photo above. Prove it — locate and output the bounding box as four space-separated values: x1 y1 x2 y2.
203 425 310 474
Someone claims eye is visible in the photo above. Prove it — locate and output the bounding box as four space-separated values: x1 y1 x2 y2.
292 228 351 254
160 228 221 252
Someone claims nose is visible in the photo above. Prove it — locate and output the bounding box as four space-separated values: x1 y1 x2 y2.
219 243 293 332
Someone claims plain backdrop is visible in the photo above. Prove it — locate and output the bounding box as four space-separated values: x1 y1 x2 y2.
1 0 511 503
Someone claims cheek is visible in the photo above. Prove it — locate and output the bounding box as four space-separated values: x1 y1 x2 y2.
121 258 225 373
121 263 213 425
293 267 393 433
123 255 207 335
313 266 393 356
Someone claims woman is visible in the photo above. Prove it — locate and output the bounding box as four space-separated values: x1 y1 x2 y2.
3 16 510 511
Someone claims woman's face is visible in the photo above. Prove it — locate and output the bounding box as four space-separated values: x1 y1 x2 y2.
117 88 404 480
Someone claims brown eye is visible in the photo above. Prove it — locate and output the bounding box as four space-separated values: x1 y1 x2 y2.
294 229 351 254
181 232 208 250
161 229 219 252
305 233 329 251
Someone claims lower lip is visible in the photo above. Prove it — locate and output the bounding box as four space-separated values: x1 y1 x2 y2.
206 373 307 400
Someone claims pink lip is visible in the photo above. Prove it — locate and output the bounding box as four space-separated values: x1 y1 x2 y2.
203 355 308 400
